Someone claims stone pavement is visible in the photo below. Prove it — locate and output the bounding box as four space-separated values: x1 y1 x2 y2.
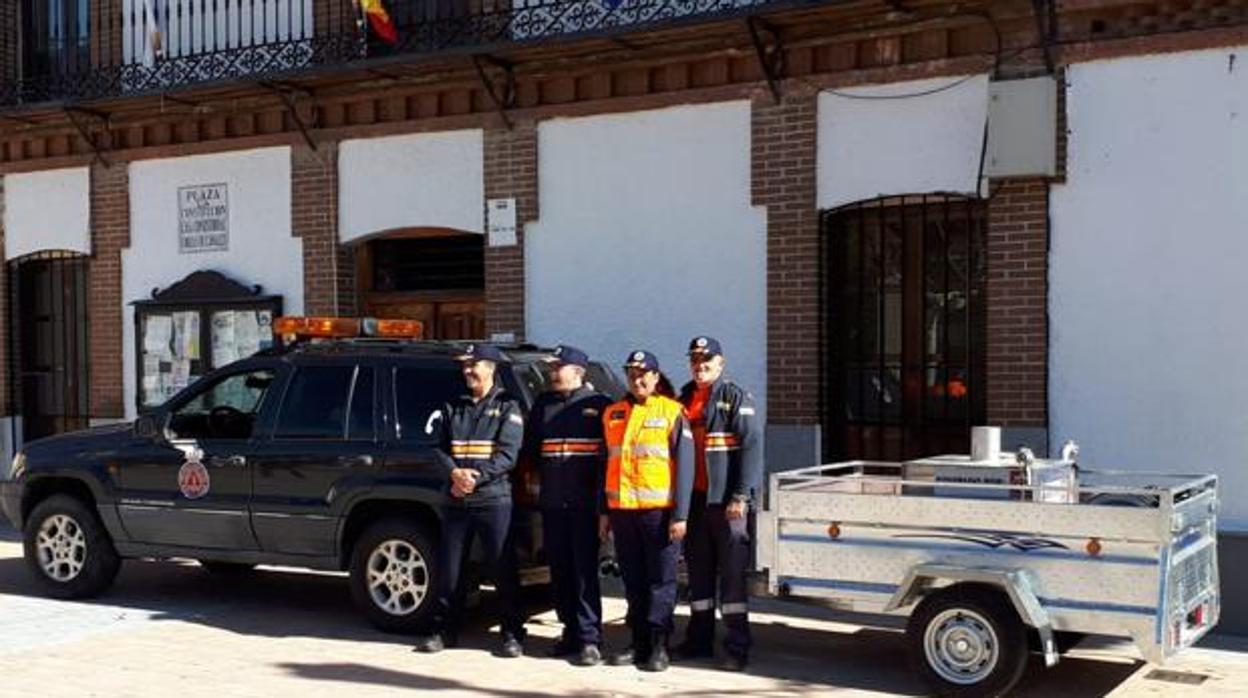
0 529 1245 698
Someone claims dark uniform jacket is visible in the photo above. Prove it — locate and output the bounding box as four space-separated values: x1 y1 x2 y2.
678 378 763 506
522 386 614 510
435 385 525 505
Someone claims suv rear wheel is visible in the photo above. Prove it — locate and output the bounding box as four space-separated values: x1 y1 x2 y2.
348 517 437 633
23 494 122 599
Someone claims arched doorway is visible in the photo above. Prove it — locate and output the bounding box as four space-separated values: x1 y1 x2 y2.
7 251 90 442
355 229 485 340
821 194 987 461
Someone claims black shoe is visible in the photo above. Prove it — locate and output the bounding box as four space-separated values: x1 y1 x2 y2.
641 643 670 672
574 644 602 666
547 637 579 658
414 634 445 653
674 641 714 660
607 645 637 666
497 634 524 659
718 654 748 672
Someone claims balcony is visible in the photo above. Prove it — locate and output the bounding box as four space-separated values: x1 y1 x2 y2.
2 0 805 109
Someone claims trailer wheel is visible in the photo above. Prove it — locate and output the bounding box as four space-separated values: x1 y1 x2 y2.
907 586 1028 698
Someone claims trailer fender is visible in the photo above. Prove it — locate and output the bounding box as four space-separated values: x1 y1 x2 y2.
885 563 1060 668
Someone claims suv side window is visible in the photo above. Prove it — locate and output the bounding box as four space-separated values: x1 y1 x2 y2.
169 369 276 440
276 365 373 440
394 363 465 443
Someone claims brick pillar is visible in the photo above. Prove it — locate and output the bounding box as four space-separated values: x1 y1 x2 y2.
985 177 1049 452
753 90 822 469
292 143 353 316
89 163 130 419
93 0 124 69
482 121 537 341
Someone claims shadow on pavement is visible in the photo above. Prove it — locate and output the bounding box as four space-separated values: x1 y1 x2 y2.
0 530 1143 695
275 662 556 697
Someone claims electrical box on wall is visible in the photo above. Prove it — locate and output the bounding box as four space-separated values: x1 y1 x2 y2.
985 76 1058 177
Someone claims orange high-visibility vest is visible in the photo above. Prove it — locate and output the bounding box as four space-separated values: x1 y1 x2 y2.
603 395 684 510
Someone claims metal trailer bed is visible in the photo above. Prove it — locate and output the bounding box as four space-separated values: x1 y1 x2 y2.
754 458 1220 697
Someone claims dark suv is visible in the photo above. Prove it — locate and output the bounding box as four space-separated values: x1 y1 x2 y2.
0 340 623 633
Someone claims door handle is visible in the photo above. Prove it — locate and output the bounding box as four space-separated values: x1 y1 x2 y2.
338 455 374 467
210 455 247 468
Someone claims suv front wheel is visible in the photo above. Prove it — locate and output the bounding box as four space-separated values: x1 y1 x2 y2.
23 494 122 599
348 517 438 633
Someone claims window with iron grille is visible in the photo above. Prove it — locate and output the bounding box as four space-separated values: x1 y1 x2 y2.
821 195 987 461
7 251 90 443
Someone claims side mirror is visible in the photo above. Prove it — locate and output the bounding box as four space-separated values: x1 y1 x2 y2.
134 413 168 441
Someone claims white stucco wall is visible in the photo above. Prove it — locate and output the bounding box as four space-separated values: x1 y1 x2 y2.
527 102 768 419
3 167 92 260
123 147 303 419
1051 47 1248 530
817 75 990 209
338 130 484 242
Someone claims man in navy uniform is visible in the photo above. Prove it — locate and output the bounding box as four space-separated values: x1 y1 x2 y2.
416 343 527 657
675 336 762 671
523 345 614 666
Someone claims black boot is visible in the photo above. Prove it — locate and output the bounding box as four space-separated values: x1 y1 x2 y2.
641 631 670 672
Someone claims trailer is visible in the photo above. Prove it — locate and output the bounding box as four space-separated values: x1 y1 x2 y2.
754 450 1220 697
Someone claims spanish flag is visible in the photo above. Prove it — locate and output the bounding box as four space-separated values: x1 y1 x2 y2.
357 0 398 45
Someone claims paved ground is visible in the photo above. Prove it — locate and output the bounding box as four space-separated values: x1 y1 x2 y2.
1 527 1245 697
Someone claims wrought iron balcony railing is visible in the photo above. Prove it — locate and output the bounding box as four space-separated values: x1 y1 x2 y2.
2 0 798 109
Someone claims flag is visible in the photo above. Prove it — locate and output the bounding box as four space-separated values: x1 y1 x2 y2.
357 0 398 45
142 0 164 67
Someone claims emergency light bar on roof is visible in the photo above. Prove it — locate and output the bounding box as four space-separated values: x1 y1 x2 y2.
273 316 425 343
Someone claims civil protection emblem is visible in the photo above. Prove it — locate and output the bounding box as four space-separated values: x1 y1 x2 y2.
178 450 211 500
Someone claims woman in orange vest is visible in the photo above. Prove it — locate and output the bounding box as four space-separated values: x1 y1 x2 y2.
600 349 694 672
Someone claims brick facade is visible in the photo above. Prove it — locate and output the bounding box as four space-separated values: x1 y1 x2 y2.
89 163 129 419
482 121 538 341
985 178 1050 430
291 143 354 317
754 90 820 425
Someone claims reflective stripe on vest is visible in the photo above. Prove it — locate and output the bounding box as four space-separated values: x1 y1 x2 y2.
704 431 741 453
540 438 602 458
451 439 496 460
603 396 683 510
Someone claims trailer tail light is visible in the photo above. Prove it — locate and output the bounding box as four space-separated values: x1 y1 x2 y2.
1085 537 1102 557
827 522 841 539
1187 604 1205 628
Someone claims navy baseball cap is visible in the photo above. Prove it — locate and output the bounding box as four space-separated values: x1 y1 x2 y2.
687 335 723 358
455 343 505 363
623 349 660 372
542 344 589 368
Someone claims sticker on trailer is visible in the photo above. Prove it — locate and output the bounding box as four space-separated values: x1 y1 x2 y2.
178 454 211 500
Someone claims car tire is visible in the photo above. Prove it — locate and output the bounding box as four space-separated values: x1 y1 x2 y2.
23 494 122 599
907 586 1029 698
348 517 438 634
199 561 256 575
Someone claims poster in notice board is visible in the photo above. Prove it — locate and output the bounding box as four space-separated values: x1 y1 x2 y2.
134 271 282 412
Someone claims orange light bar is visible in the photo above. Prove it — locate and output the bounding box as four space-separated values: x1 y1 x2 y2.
372 318 425 339
273 316 362 339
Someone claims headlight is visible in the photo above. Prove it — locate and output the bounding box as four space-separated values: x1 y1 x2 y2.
8 451 25 480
